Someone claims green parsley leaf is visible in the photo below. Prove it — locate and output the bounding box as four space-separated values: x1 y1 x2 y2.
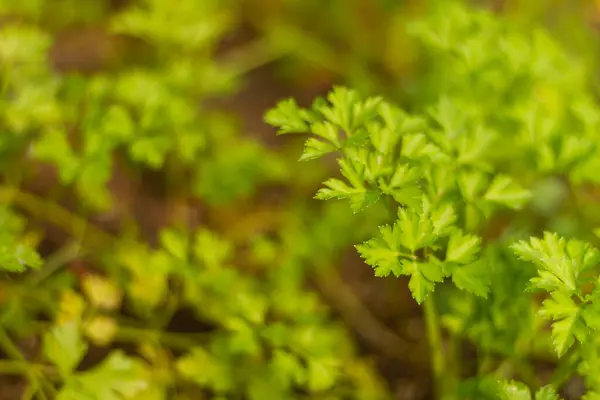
446 231 481 264
431 203 456 236
264 98 312 134
356 225 403 278
483 175 531 210
315 158 380 213
306 356 339 392
159 228 189 260
44 322 88 378
298 137 340 161
316 86 381 133
457 170 489 202
451 259 490 298
58 351 150 400
176 347 232 393
537 290 581 356
397 206 435 252
403 260 444 304
534 385 562 400
511 232 585 293
497 380 531 400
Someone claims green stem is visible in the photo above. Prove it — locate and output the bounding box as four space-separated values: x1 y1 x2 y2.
1 65 11 99
504 358 540 389
29 319 208 352
0 186 114 249
550 349 579 390
36 385 49 400
446 334 460 395
384 196 397 222
222 35 289 78
0 328 41 397
396 251 418 260
477 349 494 376
21 383 37 400
0 359 30 375
28 240 85 286
465 204 480 232
0 327 57 397
0 326 27 361
115 326 210 351
424 293 446 399
39 377 57 397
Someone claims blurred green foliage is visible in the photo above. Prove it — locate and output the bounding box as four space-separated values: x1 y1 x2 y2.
0 0 599 399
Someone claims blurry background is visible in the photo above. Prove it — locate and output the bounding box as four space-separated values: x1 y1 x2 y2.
1 0 600 399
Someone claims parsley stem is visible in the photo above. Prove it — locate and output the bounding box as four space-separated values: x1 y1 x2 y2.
396 251 418 260
423 292 446 399
36 385 49 400
0 326 27 362
477 350 493 375
115 326 210 350
0 185 114 249
550 349 579 390
39 376 57 397
21 383 37 400
29 240 85 286
0 360 56 378
0 326 55 398
446 335 460 395
0 359 29 375
222 35 289 78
